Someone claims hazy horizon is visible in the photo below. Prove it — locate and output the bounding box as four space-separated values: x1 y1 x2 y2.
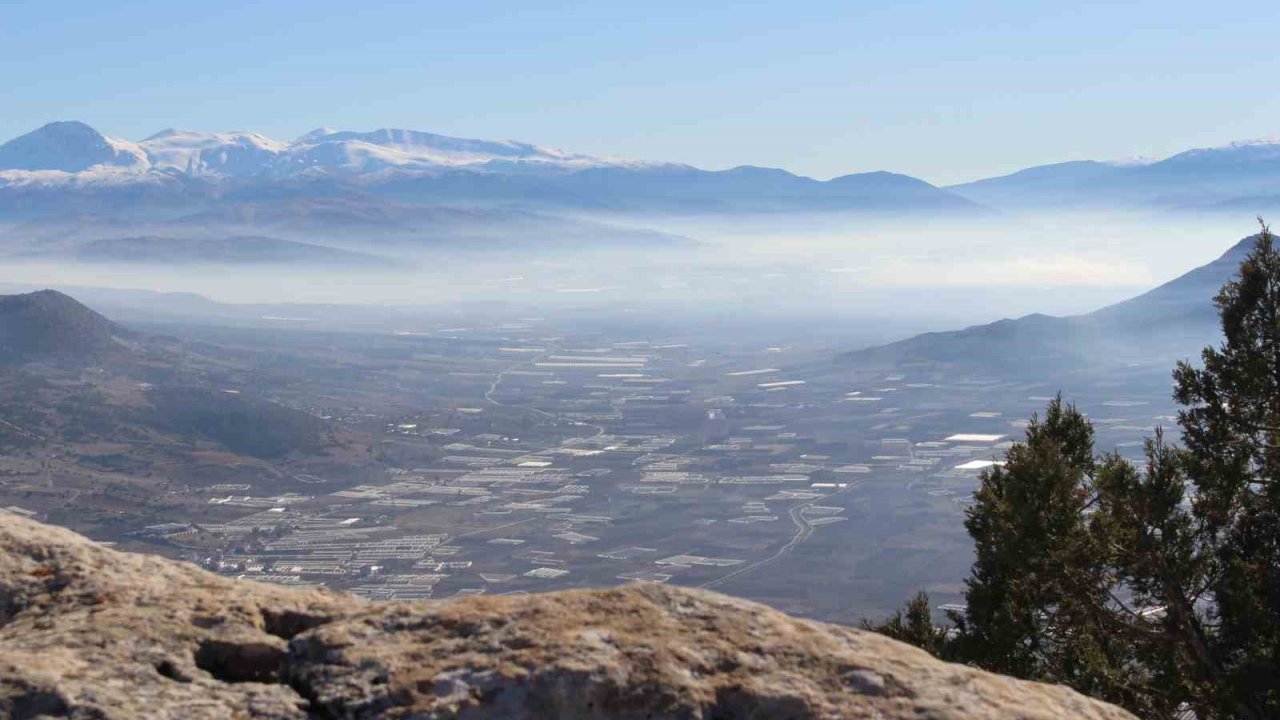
7 1 1280 184
0 210 1250 319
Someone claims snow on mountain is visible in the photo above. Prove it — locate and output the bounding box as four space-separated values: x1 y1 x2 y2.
138 129 287 176
274 133 522 175
0 122 980 214
0 121 148 174
1151 137 1280 168
297 128 337 142
138 126 622 178
300 128 609 167
0 122 662 186
0 124 992 218
272 128 659 177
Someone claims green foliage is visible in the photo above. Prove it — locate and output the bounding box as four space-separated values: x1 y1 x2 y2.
873 222 1280 719
952 396 1094 676
860 591 951 659
1168 221 1280 719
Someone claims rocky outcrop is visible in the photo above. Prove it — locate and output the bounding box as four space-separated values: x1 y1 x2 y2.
0 514 1135 719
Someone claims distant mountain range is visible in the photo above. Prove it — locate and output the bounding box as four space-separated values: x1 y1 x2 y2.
947 140 1280 212
0 121 978 216
843 234 1251 371
6 120 1280 266
6 121 1280 217
0 121 987 264
0 121 643 178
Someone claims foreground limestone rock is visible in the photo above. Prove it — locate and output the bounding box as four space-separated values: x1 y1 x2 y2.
0 514 1134 719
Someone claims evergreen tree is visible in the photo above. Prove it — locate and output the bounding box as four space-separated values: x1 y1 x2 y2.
860 591 951 658
1168 220 1280 718
873 223 1280 719
951 396 1095 677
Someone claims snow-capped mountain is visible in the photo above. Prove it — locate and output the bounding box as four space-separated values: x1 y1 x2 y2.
0 120 982 216
285 128 631 172
9 121 1280 216
0 121 990 266
0 121 148 174
138 128 288 176
0 121 654 183
1149 137 1280 170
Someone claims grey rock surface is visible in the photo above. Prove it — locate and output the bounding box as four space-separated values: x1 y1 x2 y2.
0 513 1135 719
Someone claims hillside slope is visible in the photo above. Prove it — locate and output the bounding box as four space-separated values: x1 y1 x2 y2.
0 289 369 466
0 514 1134 719
0 289 125 363
948 140 1280 212
843 234 1253 370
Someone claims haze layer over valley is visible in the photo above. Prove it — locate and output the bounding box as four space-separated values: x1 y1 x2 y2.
3 120 1276 335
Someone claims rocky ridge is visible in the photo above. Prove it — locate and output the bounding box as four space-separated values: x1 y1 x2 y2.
0 513 1135 719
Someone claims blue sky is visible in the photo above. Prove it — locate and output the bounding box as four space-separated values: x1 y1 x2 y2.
4 0 1280 184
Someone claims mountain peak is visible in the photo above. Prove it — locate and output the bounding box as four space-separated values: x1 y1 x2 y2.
33 120 99 135
141 127 183 141
297 127 338 142
829 170 935 187
0 289 122 363
0 121 148 173
1157 137 1280 167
